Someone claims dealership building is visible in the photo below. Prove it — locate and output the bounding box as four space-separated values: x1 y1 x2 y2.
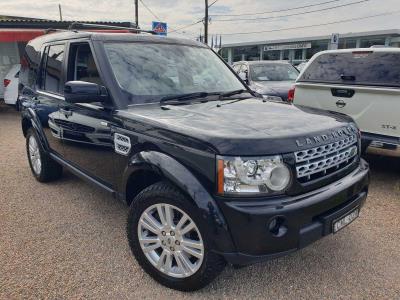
0 15 131 98
219 29 400 65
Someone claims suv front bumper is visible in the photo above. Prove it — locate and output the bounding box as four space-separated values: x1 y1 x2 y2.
216 159 369 266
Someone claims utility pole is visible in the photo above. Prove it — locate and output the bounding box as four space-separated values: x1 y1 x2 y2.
204 0 208 45
58 4 63 21
135 0 139 28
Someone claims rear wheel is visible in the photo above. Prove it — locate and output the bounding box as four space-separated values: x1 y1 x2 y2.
26 128 63 182
127 181 226 291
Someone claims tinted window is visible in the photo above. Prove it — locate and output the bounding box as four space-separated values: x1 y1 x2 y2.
250 63 299 81
68 43 103 85
299 51 400 87
104 43 244 104
44 44 64 93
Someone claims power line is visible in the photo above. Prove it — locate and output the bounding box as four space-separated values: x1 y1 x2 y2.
139 0 162 21
139 0 196 38
213 10 400 36
213 0 371 22
210 0 343 16
208 0 220 8
169 20 203 33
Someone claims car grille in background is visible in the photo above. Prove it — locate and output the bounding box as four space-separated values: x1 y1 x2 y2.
294 134 358 183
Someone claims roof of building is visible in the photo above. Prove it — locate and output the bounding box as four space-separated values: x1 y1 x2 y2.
222 29 400 48
0 15 133 29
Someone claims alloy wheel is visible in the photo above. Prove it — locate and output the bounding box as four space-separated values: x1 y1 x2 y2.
137 203 204 278
28 135 41 175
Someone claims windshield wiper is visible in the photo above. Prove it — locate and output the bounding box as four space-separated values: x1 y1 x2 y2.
160 92 216 105
218 89 250 99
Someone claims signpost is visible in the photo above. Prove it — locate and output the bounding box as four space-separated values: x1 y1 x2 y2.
152 21 167 36
330 33 340 50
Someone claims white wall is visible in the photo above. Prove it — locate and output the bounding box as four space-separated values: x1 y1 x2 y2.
0 42 20 98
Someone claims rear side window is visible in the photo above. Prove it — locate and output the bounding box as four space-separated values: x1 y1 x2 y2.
43 44 65 93
299 51 400 87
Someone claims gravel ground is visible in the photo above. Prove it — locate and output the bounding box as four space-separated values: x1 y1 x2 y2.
0 104 399 299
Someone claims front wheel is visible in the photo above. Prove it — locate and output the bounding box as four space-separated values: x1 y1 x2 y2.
127 182 226 291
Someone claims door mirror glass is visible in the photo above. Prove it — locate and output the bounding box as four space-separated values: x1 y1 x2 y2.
64 81 109 104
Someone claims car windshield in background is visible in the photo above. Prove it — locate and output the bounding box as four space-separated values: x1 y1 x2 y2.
250 64 299 82
103 43 244 104
299 51 400 87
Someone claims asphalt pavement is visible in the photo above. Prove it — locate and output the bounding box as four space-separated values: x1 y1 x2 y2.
0 104 399 299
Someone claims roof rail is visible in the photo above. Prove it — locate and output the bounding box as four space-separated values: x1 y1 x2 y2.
67 22 157 35
44 28 75 34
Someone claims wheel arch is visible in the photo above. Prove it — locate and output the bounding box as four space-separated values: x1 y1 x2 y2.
21 108 49 151
121 150 236 253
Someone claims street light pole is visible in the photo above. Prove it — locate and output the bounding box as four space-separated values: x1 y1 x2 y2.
204 0 208 45
135 0 139 28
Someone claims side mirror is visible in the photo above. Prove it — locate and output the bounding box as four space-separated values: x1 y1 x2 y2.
64 81 109 104
238 72 248 83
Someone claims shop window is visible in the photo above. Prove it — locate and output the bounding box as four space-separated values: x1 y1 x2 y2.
338 39 357 49
306 40 329 59
263 50 280 60
360 37 386 48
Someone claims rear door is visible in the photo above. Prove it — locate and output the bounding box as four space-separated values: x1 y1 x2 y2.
37 43 66 155
295 50 400 138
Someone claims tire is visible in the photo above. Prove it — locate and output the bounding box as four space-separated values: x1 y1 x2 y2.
127 181 226 291
26 128 63 182
15 99 21 111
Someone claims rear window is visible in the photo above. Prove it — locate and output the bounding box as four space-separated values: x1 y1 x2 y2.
299 51 400 87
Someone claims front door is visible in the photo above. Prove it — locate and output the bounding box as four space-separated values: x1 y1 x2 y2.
58 42 116 187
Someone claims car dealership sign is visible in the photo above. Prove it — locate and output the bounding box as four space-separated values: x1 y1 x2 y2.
264 42 312 51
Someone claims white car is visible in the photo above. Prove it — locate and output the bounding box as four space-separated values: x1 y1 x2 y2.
292 48 400 153
3 64 20 109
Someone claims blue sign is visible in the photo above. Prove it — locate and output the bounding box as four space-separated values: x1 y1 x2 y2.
152 21 167 36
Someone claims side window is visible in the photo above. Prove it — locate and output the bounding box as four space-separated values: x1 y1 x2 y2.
43 44 65 94
67 43 103 86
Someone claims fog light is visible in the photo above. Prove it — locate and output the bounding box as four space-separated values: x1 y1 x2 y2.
268 216 287 237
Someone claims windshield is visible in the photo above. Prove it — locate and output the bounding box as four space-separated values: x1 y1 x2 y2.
104 42 244 104
250 63 299 82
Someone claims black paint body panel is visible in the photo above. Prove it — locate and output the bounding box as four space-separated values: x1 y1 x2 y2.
19 31 370 264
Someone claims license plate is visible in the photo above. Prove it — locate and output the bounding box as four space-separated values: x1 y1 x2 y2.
332 208 359 233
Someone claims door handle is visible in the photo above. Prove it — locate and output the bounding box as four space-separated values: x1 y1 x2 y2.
60 108 73 117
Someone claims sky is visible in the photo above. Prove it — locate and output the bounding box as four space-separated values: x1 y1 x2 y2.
1 0 399 44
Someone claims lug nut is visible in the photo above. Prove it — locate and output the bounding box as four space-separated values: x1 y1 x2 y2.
161 231 166 236
162 241 166 246
170 247 175 251
170 231 175 236
175 240 180 245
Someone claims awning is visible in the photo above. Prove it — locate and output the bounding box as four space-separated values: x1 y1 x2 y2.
0 30 45 42
0 29 132 43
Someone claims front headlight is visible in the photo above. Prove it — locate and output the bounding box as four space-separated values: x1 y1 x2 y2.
217 155 291 195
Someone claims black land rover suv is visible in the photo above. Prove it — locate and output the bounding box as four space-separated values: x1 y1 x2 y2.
19 29 369 291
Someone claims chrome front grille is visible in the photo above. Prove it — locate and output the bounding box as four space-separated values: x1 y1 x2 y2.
295 134 358 182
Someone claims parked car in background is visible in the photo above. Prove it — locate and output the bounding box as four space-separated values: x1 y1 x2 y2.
296 61 309 72
3 64 21 109
232 61 299 102
293 48 400 153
